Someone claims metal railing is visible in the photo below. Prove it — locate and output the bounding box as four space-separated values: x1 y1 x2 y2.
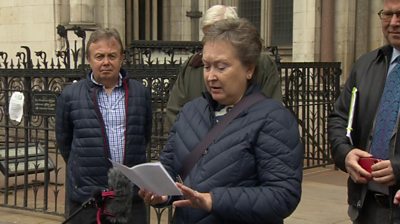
281 62 341 168
0 25 341 221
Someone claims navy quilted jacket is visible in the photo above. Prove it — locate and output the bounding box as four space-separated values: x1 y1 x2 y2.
56 69 152 203
160 86 303 224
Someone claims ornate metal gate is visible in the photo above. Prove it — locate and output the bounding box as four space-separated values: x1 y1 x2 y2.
0 26 341 220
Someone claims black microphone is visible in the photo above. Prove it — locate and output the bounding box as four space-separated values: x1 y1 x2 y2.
102 167 133 224
62 189 103 224
91 188 103 205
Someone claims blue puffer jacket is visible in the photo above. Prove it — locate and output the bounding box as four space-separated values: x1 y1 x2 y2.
160 86 303 224
56 69 152 203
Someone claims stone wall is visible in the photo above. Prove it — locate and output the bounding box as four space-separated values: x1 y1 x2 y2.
0 0 387 84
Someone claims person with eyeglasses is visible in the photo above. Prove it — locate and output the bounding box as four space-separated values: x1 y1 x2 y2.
328 0 400 223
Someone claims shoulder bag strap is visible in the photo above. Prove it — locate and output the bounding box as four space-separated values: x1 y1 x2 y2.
179 92 266 180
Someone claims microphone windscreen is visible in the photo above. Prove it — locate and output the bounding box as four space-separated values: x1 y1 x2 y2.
105 167 133 223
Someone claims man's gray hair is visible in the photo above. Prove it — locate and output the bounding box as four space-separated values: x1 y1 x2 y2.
86 28 124 59
202 5 239 28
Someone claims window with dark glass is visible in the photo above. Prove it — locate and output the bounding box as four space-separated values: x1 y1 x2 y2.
238 0 261 33
271 0 293 46
138 0 146 40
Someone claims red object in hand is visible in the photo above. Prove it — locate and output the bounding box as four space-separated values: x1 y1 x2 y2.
358 157 381 173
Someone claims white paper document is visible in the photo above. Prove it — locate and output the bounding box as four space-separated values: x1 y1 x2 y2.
9 91 24 122
346 87 357 145
110 160 182 196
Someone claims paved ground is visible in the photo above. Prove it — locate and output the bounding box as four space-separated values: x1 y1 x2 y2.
0 166 350 224
286 166 350 224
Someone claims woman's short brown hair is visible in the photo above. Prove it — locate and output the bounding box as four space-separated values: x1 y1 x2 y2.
202 18 262 68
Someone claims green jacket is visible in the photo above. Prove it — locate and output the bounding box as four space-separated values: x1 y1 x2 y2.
166 52 282 127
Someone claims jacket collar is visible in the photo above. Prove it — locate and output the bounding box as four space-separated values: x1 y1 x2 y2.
377 45 394 63
202 84 260 112
86 68 128 88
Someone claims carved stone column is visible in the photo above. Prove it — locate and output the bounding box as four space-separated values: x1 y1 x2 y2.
186 0 202 41
320 0 334 62
69 0 96 25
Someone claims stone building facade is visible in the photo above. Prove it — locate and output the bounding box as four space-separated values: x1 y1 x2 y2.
0 0 386 82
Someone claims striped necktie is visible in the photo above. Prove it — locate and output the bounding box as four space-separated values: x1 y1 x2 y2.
370 60 400 159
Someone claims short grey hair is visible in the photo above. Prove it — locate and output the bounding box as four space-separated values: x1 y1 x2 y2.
86 28 124 58
202 5 239 28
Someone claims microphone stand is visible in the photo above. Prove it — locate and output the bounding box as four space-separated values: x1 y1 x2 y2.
62 197 97 224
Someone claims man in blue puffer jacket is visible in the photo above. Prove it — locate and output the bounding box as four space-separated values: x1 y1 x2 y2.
56 28 152 224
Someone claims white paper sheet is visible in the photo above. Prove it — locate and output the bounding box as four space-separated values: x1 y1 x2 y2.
9 92 24 122
110 160 182 196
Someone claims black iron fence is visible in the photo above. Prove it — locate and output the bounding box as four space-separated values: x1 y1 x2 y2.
280 62 341 168
0 26 341 220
